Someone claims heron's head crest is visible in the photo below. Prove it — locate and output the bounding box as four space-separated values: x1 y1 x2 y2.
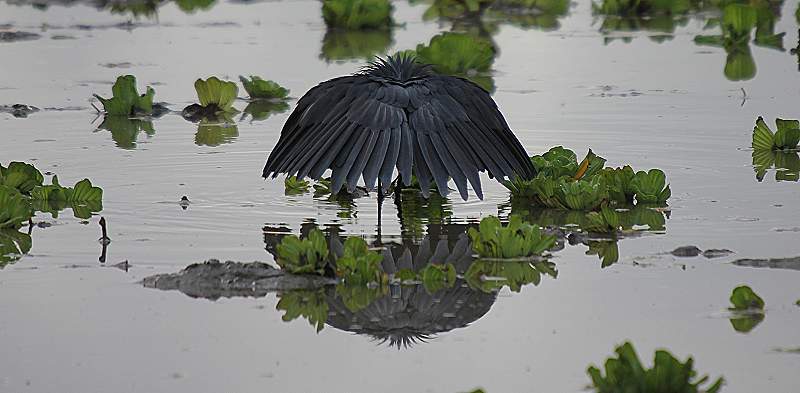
361 53 432 83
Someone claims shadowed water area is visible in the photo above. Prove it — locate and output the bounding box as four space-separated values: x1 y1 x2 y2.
1 0 800 392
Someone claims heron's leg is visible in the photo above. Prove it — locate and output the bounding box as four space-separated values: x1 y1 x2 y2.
377 179 384 244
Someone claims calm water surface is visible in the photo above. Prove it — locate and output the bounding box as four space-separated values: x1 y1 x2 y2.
1 0 799 392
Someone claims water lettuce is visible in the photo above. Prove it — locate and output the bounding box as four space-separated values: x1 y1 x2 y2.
194 121 239 146
414 32 495 76
239 76 289 100
752 116 800 151
95 116 156 149
0 161 43 194
630 169 671 204
584 207 623 233
586 240 620 267
335 237 386 285
592 0 691 15
419 263 457 293
468 215 555 258
276 289 328 332
284 176 310 195
194 77 238 113
0 185 32 229
322 0 393 29
0 228 32 268
729 285 764 310
275 228 329 275
587 342 724 393
94 75 156 116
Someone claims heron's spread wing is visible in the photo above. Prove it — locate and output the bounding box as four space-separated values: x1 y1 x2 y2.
264 74 534 200
263 76 411 194
407 76 535 199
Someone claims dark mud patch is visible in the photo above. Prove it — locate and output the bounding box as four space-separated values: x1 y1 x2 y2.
0 31 41 43
141 259 336 300
1 104 40 118
732 256 800 270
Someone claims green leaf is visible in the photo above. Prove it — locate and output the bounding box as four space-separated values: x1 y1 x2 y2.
336 236 385 285
239 76 289 100
275 228 329 275
724 46 756 82
194 77 239 112
469 215 555 259
0 185 33 229
415 32 495 76
729 285 764 310
321 0 393 29
275 289 328 333
773 118 800 150
631 169 670 204
722 4 757 40
194 120 239 147
752 116 775 150
0 161 44 195
0 228 32 267
93 75 156 116
419 263 456 293
284 176 310 195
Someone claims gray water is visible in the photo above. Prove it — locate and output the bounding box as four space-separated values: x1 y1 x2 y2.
1 1 799 392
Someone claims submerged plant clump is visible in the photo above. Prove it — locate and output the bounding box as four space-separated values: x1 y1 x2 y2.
335 237 386 285
588 342 724 393
322 0 393 30
503 146 671 211
93 75 157 116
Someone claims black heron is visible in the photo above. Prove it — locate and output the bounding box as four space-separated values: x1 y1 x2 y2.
263 54 535 205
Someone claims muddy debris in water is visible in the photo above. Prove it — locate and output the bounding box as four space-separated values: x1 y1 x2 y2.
1 104 40 118
670 246 702 257
0 31 41 42
732 256 800 270
702 249 735 258
179 196 190 210
141 259 337 299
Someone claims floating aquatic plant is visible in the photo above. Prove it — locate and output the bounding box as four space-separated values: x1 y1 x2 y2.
335 236 386 285
194 121 239 147
584 207 623 233
30 176 104 219
93 75 156 116
588 342 724 393
413 32 495 78
276 289 329 332
284 176 311 195
752 116 800 151
728 285 765 333
321 0 393 30
468 215 555 259
275 228 329 275
419 263 457 293
0 161 43 195
592 0 691 16
239 76 289 100
465 259 557 293
504 146 670 210
0 228 32 268
0 185 32 229
630 169 671 204
183 77 239 121
95 116 156 150
174 0 216 13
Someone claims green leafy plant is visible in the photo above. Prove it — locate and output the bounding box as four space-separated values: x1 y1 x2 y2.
322 0 393 29
30 176 104 219
194 120 239 147
592 0 692 16
588 342 724 393
241 100 290 122
275 228 329 275
239 76 289 100
95 116 156 149
0 228 32 268
728 285 765 333
586 240 620 267
276 289 329 332
584 207 623 233
0 161 43 195
194 77 238 112
419 263 457 293
93 75 156 116
414 32 495 78
335 282 386 312
465 259 557 293
729 285 764 310
630 169 671 204
468 215 555 259
0 186 32 229
752 116 800 151
335 237 386 284
284 176 310 195
175 0 216 13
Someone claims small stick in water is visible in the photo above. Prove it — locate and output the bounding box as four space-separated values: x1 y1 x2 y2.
99 217 111 245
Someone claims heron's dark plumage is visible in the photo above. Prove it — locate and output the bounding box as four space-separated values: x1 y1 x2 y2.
263 53 535 200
